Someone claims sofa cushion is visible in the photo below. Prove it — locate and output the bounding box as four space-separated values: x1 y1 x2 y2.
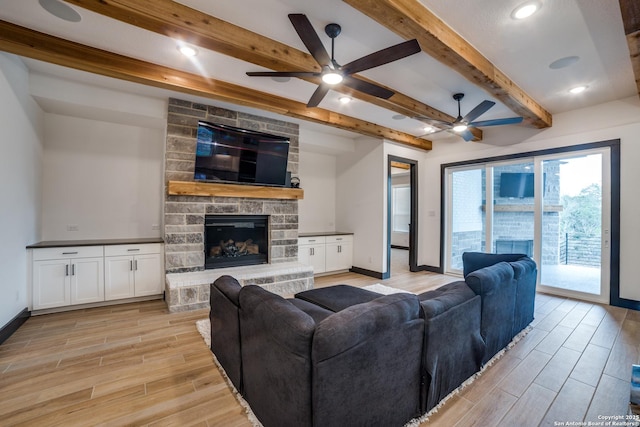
288 298 334 323
417 280 476 318
462 251 528 277
295 284 382 312
312 293 424 427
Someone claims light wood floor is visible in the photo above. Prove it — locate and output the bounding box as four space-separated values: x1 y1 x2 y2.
1 249 638 426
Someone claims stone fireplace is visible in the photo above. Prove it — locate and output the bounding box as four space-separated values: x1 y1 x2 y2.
163 98 300 274
163 98 313 312
204 214 269 269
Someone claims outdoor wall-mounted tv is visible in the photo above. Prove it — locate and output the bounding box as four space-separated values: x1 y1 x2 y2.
194 121 290 187
499 172 535 198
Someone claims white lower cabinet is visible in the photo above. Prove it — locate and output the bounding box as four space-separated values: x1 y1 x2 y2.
32 246 105 310
104 244 163 300
298 236 327 274
325 235 354 272
31 243 163 310
298 234 353 275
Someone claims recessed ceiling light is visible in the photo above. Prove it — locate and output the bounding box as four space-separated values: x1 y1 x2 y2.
392 114 407 120
423 125 435 133
178 45 198 57
569 85 588 94
511 1 542 20
39 0 81 22
338 96 352 104
549 56 580 70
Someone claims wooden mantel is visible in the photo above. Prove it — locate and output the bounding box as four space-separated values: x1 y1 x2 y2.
167 181 304 200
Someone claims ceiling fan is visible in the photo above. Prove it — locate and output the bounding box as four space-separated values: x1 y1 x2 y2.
418 93 524 141
246 14 421 108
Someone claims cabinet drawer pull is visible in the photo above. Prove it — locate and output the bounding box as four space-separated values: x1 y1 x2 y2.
62 252 78 255
127 249 140 252
308 239 316 242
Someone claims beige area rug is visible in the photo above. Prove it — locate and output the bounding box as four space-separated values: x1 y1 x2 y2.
196 294 531 427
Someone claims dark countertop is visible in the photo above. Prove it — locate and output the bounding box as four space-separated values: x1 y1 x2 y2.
27 237 164 249
298 231 354 237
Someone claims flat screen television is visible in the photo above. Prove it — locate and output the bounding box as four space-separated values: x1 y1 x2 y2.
499 172 535 198
194 121 290 187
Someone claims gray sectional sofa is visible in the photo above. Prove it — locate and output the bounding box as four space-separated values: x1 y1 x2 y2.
209 252 537 427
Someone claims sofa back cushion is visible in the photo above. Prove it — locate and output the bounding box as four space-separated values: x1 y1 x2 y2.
239 285 316 427
311 293 424 427
462 251 528 277
209 275 243 392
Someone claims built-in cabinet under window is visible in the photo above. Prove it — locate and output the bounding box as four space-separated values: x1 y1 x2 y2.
29 241 164 312
298 234 353 275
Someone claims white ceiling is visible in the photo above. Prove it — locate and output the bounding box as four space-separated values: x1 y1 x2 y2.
0 0 636 145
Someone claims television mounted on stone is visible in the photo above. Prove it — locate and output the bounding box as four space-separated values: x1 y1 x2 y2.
194 121 290 187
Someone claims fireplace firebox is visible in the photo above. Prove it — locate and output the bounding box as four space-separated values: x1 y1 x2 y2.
204 215 269 269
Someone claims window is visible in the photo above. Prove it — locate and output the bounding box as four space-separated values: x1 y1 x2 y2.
392 185 411 233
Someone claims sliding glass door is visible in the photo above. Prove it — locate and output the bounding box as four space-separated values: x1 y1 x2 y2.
538 151 610 301
445 147 610 303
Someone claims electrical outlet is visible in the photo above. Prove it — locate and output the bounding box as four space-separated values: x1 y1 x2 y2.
151 224 160 230
67 224 79 231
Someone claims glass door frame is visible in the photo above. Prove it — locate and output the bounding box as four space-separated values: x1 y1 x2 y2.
443 142 617 305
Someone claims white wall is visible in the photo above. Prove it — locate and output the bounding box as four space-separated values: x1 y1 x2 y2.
336 138 386 273
298 149 337 233
0 54 43 327
420 96 640 301
41 114 164 240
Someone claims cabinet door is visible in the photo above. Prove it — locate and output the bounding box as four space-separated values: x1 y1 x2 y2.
70 257 105 305
105 256 135 300
325 242 353 272
133 253 163 296
299 244 326 274
33 260 70 310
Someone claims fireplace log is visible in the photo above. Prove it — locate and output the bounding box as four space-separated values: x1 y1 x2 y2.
209 239 260 258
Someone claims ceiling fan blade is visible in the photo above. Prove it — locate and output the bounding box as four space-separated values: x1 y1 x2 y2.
342 76 394 99
470 117 524 127
459 129 475 141
462 100 496 123
306 83 331 107
246 71 320 78
341 39 421 75
288 14 331 66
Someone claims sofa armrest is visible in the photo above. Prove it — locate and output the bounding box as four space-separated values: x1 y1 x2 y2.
239 285 315 427
209 275 243 392
465 261 517 364
462 251 528 277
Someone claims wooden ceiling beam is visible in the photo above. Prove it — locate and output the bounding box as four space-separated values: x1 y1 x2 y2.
619 0 640 96
344 0 553 129
63 0 482 141
0 20 431 150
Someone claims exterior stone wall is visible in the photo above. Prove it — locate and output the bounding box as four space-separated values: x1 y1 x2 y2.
164 98 300 273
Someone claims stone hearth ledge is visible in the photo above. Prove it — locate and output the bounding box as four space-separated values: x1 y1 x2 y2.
165 261 314 312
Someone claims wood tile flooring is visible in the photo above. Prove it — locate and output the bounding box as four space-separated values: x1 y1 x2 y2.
1 250 638 426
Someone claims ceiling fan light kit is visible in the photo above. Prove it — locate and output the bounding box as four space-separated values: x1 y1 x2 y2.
246 14 421 108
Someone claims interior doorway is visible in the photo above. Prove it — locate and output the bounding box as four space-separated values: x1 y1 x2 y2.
387 156 418 276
